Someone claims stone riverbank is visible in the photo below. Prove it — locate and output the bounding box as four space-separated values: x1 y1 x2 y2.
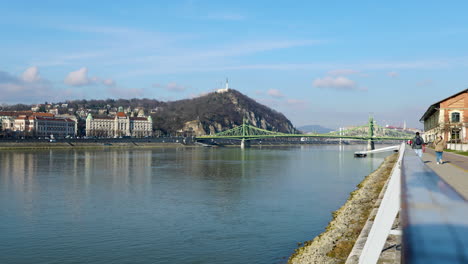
0 141 190 150
288 153 398 264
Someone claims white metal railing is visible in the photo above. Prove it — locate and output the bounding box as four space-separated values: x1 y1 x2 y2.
357 142 405 264
354 143 468 263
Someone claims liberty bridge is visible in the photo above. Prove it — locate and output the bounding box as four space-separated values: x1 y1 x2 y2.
195 116 413 149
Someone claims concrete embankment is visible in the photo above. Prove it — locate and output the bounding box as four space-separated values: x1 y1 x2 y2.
288 153 398 264
0 141 191 150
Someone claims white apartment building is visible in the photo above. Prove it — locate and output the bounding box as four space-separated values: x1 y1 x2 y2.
85 107 153 138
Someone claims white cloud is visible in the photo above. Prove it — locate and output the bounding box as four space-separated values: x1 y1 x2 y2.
102 79 116 86
162 57 456 75
153 82 187 92
267 89 284 98
313 76 361 91
64 67 92 86
327 69 360 76
286 99 307 105
64 67 115 87
0 69 56 104
166 82 186 92
388 71 399 78
285 99 309 110
21 66 41 82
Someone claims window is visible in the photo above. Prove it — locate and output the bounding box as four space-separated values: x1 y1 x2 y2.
451 112 460 123
451 129 461 143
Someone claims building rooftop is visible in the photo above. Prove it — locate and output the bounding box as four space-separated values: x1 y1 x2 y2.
419 88 468 122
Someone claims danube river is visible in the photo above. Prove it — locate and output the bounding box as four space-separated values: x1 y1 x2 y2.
0 145 390 264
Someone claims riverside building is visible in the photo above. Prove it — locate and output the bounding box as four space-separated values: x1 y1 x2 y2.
420 88 468 143
85 107 153 138
28 116 76 137
1 111 76 138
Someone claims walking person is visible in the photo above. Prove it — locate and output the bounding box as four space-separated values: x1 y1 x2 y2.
433 135 446 164
411 132 425 158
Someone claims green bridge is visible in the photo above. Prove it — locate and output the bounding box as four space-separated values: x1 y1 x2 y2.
196 116 412 149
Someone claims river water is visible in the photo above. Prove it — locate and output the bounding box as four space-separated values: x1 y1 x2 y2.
0 145 390 264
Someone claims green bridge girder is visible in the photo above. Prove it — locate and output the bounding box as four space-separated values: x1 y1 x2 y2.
195 118 413 141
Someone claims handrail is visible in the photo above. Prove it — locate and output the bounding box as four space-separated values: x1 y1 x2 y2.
401 147 468 263
353 144 468 263
357 142 405 263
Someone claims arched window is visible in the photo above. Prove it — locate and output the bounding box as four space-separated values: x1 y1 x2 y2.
451 112 460 123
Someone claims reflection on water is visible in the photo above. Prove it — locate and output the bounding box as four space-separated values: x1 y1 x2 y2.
0 145 389 264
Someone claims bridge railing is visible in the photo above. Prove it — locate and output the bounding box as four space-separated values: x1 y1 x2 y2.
354 144 468 263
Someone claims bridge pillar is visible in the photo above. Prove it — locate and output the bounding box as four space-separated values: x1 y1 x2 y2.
240 139 250 149
367 139 375 150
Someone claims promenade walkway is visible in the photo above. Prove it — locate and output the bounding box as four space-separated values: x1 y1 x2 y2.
421 147 468 199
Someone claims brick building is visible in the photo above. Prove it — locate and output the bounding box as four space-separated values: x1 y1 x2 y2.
420 88 468 143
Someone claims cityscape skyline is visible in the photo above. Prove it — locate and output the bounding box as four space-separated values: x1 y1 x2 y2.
2 1 468 129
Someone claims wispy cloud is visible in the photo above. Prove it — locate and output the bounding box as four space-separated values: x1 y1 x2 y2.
102 79 116 87
121 39 324 77
64 67 94 86
153 82 188 92
387 71 399 78
327 69 360 76
64 67 115 87
313 76 366 91
0 67 56 104
202 13 246 21
285 99 309 110
190 57 461 73
255 96 309 112
267 89 284 98
21 66 41 82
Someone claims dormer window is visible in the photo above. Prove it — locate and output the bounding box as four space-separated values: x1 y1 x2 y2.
451 112 460 123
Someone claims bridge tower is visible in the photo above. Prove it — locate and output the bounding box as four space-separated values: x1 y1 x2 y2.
240 117 250 149
367 115 375 150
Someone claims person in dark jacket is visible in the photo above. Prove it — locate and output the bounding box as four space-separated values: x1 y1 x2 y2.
411 132 425 158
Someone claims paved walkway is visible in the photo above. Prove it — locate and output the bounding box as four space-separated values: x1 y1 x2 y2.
420 148 468 199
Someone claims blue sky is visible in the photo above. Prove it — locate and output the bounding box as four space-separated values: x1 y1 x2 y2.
1 0 468 129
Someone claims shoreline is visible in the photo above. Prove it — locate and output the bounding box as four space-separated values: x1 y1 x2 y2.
0 142 193 150
288 153 398 264
0 141 378 150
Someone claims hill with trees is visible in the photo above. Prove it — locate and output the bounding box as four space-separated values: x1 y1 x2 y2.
1 90 298 136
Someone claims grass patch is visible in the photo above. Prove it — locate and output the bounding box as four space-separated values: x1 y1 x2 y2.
444 149 468 156
327 240 355 261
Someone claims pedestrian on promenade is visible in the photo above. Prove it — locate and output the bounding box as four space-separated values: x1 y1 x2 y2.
433 135 446 164
412 132 425 158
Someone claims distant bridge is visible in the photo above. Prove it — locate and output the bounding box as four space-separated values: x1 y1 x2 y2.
196 117 412 149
